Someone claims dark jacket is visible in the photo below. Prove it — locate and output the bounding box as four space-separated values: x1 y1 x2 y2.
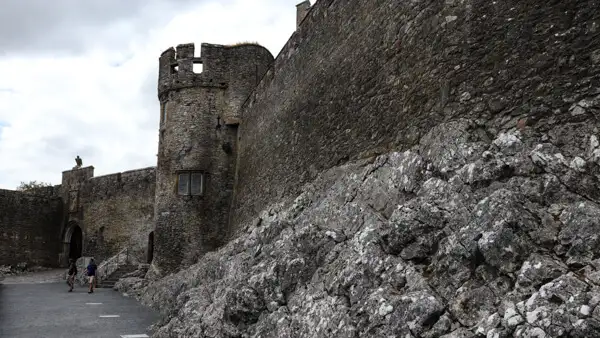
68 263 77 275
86 262 97 276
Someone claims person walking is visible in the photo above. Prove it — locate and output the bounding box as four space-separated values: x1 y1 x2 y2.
67 259 77 292
86 258 97 294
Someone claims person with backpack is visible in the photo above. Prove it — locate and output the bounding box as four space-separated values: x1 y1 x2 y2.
67 259 77 292
86 258 98 294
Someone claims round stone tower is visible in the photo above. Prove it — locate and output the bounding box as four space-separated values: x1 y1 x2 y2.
153 42 274 274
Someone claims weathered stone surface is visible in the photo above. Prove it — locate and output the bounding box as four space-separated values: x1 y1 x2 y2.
0 189 62 267
79 167 156 263
123 264 150 279
153 43 275 274
114 277 149 299
0 166 155 269
3 0 600 337
231 0 600 237
134 112 600 337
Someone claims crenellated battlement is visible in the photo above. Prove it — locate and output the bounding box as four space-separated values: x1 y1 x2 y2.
158 43 222 100
157 42 274 103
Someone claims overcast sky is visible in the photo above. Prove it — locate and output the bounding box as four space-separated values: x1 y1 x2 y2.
0 0 305 189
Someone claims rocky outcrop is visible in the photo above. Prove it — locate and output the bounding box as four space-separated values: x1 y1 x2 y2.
122 264 150 279
131 116 600 337
115 277 149 299
113 264 151 297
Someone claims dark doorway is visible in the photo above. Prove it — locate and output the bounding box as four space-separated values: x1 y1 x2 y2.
147 232 155 263
69 226 83 260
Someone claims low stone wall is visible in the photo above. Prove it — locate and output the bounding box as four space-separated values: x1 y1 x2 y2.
0 189 62 267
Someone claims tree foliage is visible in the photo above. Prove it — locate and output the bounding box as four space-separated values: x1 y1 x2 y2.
16 180 53 191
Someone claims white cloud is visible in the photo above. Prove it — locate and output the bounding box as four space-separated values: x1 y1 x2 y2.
0 0 302 189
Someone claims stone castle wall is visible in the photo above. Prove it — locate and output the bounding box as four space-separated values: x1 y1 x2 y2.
231 0 600 230
4 0 599 281
79 167 156 263
0 165 155 269
135 1 600 336
0 189 62 267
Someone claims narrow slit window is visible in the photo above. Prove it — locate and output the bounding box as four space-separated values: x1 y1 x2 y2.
161 102 168 124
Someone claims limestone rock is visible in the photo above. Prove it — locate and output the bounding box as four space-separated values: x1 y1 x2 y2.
121 120 600 337
114 277 148 299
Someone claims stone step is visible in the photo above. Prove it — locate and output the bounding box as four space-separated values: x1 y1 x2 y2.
97 285 115 288
96 265 139 289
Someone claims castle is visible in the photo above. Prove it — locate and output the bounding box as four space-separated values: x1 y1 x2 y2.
0 1 311 273
3 0 600 335
1 0 598 282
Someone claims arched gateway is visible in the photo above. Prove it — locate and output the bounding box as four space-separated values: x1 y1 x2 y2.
61 222 83 266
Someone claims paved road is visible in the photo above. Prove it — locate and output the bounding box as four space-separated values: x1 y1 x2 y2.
0 279 158 338
2 268 65 284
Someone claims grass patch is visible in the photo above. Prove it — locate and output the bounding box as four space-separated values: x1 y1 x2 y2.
227 41 261 47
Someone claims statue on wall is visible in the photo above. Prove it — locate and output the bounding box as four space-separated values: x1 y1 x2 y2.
75 155 82 168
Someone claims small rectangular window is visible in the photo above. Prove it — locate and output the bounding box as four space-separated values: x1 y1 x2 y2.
177 171 205 196
190 172 203 195
178 173 189 195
